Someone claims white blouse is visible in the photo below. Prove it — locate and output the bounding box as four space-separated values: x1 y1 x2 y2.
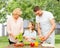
23 29 37 38
7 16 23 42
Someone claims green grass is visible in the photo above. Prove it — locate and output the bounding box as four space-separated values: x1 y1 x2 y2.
55 35 60 48
0 35 60 48
0 36 9 48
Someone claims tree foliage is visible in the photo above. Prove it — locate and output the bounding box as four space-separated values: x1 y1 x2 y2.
0 0 60 23
0 0 9 23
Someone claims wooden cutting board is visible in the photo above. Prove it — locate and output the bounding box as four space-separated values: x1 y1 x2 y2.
42 43 55 48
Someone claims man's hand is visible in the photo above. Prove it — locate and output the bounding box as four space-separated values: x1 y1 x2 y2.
41 35 49 42
43 36 48 41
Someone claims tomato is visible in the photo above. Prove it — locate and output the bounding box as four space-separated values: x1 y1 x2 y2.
30 42 35 47
40 37 45 41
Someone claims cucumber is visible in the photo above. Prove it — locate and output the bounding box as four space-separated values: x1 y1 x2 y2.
23 40 30 45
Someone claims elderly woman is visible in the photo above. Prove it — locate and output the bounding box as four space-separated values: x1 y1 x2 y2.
7 8 23 44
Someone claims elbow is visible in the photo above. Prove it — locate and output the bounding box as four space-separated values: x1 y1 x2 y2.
54 23 56 28
53 24 56 30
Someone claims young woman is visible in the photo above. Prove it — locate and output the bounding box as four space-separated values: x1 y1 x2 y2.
23 21 37 42
7 8 23 44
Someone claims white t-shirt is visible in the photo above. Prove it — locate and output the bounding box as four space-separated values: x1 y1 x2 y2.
36 11 55 36
23 29 36 38
7 16 23 42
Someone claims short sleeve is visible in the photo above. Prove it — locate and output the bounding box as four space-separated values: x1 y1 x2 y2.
36 16 40 23
48 12 54 20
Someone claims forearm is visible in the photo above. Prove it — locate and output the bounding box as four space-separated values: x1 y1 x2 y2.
7 28 15 38
47 24 56 37
37 23 42 35
7 27 14 37
20 23 23 33
42 19 56 42
31 37 35 40
37 27 42 35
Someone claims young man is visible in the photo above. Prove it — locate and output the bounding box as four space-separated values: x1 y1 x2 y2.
33 6 56 45
7 8 23 44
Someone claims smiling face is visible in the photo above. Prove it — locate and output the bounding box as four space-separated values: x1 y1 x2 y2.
12 8 22 19
13 14 20 19
33 6 43 16
34 10 43 16
28 22 35 30
28 22 32 29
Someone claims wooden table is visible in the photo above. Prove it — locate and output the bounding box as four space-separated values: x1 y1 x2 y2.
5 44 54 48
5 44 42 48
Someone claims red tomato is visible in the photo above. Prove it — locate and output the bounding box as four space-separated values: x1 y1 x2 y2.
30 42 35 47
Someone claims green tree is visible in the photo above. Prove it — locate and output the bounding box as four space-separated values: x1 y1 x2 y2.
0 0 9 23
0 0 60 23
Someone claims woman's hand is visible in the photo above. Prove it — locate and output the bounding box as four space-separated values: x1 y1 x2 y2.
9 33 16 39
23 36 28 40
31 37 35 40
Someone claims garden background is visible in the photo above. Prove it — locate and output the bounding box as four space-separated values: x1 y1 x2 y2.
0 0 60 48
